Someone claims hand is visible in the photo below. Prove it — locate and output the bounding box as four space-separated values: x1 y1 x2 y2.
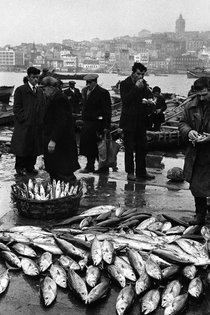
197 132 210 143
188 130 200 141
48 140 56 153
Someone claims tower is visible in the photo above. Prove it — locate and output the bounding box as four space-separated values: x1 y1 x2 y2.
175 14 185 37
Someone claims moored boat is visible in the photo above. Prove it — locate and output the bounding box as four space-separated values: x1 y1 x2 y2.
55 73 89 81
0 86 14 104
187 67 210 79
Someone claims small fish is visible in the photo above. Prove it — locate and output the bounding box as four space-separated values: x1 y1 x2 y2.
79 216 93 230
114 256 136 282
0 270 10 294
80 205 116 217
91 237 102 266
107 264 126 288
49 264 67 288
101 239 114 264
127 248 145 277
145 259 162 281
162 264 180 279
85 277 110 304
33 242 63 255
0 242 11 252
161 221 172 233
116 285 135 315
0 251 21 269
136 217 156 230
38 252 53 272
164 293 188 315
28 178 34 191
68 269 88 301
188 276 203 298
11 243 37 258
39 184 46 200
182 265 197 280
86 265 100 288
135 269 151 295
201 226 210 241
21 258 39 276
166 226 186 235
147 221 163 232
161 279 182 307
141 288 160 314
55 180 61 198
40 276 57 306
54 237 84 259
58 255 80 271
115 205 125 217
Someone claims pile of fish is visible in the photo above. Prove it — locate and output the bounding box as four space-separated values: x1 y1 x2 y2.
12 178 82 200
0 204 210 314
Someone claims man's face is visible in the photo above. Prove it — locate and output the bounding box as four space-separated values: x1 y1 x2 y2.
86 80 97 91
132 69 145 82
27 73 39 86
197 88 210 102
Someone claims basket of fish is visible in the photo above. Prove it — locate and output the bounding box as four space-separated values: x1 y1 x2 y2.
11 179 83 220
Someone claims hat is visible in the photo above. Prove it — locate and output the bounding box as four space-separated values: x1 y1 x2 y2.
69 81 76 85
83 74 99 81
41 76 58 87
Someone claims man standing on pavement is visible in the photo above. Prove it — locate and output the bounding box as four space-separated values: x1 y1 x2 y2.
64 80 82 115
10 67 45 176
79 74 112 173
120 62 155 181
179 77 210 226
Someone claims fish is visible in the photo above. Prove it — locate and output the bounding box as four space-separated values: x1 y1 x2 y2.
58 255 80 271
161 221 172 233
162 214 189 227
85 265 100 287
38 252 53 272
0 270 10 294
164 293 188 315
79 216 93 230
33 242 63 255
183 225 200 235
161 279 182 307
162 264 180 279
85 277 110 304
127 248 145 276
201 226 210 241
147 221 163 232
28 178 34 191
182 265 197 280
101 239 114 264
114 256 136 282
95 211 112 222
0 251 21 269
68 269 88 301
166 226 186 235
135 269 151 295
0 242 11 252
49 264 67 288
91 237 102 266
54 236 84 259
149 253 171 268
188 276 203 298
136 217 156 230
40 276 57 306
55 180 61 198
21 258 39 276
115 205 126 217
11 243 37 258
116 285 135 315
141 288 160 314
145 258 162 280
80 205 116 217
107 264 126 288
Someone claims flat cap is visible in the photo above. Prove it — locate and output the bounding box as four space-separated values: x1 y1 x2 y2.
83 74 99 81
69 80 76 85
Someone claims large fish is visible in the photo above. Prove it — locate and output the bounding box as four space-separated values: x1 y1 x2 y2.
141 288 160 314
85 277 110 304
107 264 126 288
54 236 84 259
85 265 100 288
21 258 39 276
38 252 53 272
49 264 67 288
114 256 136 282
127 248 145 276
80 205 116 217
188 276 203 298
33 242 63 255
11 243 37 258
135 269 151 295
116 285 135 315
68 269 88 301
164 293 188 315
161 279 182 307
0 251 21 269
58 255 80 271
145 259 162 280
40 276 57 306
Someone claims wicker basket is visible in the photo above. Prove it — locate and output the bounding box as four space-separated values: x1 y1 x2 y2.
11 184 82 220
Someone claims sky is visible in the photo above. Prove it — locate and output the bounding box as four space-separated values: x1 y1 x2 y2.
1 0 210 46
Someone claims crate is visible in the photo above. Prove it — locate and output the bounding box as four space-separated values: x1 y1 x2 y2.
11 185 82 220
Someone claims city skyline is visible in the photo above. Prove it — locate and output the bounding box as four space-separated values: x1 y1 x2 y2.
1 0 210 46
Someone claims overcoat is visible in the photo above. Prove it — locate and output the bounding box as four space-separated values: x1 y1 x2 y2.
64 87 82 114
119 76 153 132
179 96 210 196
43 90 80 177
79 85 111 158
10 83 45 156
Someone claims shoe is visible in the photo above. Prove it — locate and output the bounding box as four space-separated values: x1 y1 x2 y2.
137 172 155 180
16 168 27 176
127 173 136 181
93 167 109 174
79 167 94 174
26 168 38 175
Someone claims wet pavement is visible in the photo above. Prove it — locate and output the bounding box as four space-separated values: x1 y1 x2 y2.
0 148 208 315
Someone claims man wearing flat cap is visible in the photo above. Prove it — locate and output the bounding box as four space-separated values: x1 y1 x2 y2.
64 80 82 115
79 73 112 173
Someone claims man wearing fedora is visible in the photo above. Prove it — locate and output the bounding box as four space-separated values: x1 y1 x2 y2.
64 80 82 115
79 74 112 173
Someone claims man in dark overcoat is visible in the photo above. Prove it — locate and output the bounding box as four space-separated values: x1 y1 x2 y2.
10 67 45 175
179 77 210 225
42 76 80 183
64 81 82 114
120 62 155 181
79 74 112 173
147 86 167 131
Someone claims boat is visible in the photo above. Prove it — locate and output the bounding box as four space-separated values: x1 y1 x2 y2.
0 107 14 126
55 73 89 81
0 86 14 104
186 67 210 79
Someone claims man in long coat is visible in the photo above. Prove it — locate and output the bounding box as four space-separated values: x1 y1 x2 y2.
10 67 45 175
120 62 155 181
179 77 210 225
42 76 80 183
79 74 111 173
64 81 82 114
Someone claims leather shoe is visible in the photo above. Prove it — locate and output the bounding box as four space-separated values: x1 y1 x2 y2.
26 168 38 175
127 173 136 181
137 172 155 180
79 167 94 174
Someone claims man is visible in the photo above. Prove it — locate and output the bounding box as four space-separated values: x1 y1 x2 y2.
79 74 111 173
42 76 80 183
64 81 82 114
179 76 210 225
10 67 45 176
148 86 167 131
120 62 155 181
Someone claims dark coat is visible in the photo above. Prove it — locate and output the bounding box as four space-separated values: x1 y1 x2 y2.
43 90 80 177
10 83 45 157
79 85 111 158
64 87 82 114
119 76 153 132
179 96 210 196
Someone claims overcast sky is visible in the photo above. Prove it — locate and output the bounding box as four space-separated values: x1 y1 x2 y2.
1 0 210 46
